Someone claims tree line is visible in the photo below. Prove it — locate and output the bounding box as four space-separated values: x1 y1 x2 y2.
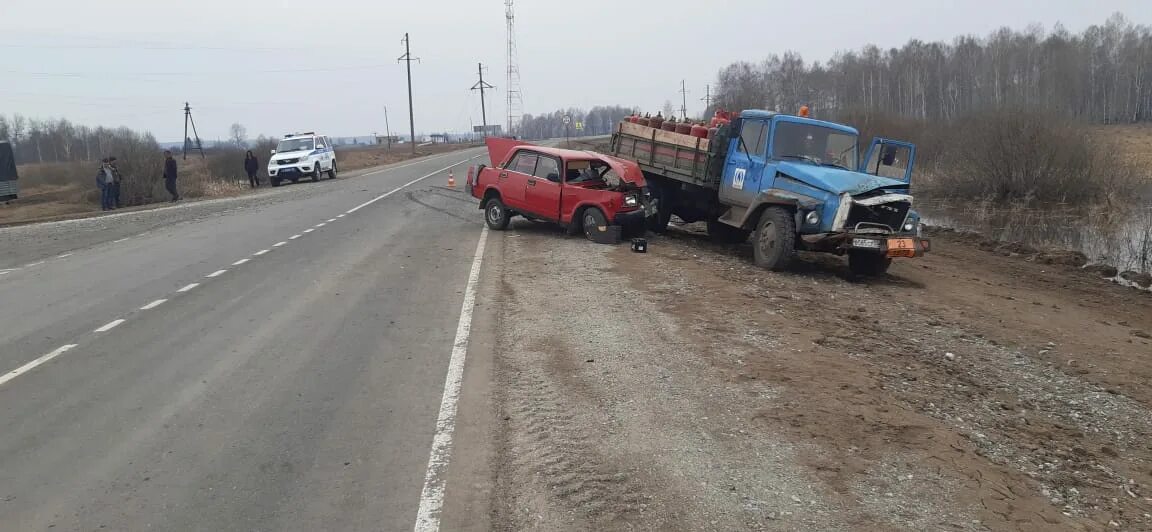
713 13 1152 125
0 114 160 165
519 106 633 140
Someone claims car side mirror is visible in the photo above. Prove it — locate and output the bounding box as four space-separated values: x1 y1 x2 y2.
270 149 277 155
881 145 898 166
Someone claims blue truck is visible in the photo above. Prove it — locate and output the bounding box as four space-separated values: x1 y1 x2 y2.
609 110 930 275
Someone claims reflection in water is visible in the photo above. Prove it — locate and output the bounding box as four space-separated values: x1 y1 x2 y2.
920 196 1152 274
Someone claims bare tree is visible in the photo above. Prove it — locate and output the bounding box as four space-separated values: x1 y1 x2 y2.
229 123 248 149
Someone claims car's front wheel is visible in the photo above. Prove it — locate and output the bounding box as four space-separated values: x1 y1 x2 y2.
270 176 281 187
311 162 322 182
582 207 610 242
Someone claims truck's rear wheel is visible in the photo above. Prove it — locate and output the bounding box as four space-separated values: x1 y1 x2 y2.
485 197 510 230
707 220 750 244
848 251 892 276
753 207 796 271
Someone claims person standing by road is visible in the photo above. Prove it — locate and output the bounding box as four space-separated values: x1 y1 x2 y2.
96 158 116 211
108 156 124 208
244 150 260 188
163 150 180 202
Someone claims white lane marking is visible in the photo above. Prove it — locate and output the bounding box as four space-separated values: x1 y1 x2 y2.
273 241 288 247
206 269 227 278
414 226 489 532
326 218 337 223
315 222 326 227
289 234 302 240
94 319 125 333
349 155 483 216
0 270 12 276
56 253 74 259
232 258 251 266
112 237 129 243
254 249 270 256
27 261 45 267
0 344 79 388
303 229 315 233
177 283 200 292
337 214 346 218
140 299 168 310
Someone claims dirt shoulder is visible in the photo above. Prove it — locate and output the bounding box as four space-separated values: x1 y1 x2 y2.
482 220 1152 531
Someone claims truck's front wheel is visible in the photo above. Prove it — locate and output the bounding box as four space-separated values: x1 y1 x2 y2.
848 251 892 276
753 207 796 271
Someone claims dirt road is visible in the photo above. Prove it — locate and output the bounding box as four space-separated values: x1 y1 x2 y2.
479 220 1152 531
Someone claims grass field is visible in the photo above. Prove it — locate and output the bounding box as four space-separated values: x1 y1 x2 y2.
1092 123 1152 180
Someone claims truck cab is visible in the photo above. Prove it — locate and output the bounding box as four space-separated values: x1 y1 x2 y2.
712 111 926 274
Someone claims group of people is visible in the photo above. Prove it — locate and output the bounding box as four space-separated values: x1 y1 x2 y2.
96 150 181 210
94 149 262 212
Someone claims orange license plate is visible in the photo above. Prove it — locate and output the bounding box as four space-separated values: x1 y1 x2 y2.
887 238 917 257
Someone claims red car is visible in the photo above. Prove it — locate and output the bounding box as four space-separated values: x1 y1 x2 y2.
468 138 651 242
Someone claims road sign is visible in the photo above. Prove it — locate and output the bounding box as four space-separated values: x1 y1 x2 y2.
563 115 572 125
575 121 584 131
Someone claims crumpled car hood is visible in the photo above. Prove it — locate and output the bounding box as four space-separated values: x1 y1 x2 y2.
776 161 906 195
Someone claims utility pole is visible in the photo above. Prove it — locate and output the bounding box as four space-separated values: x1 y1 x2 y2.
182 102 205 160
398 33 419 154
679 80 689 121
700 84 714 110
471 62 495 138
384 105 392 150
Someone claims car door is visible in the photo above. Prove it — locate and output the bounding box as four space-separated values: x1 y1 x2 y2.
315 136 330 171
499 150 536 210
718 119 768 207
859 137 916 183
523 154 562 220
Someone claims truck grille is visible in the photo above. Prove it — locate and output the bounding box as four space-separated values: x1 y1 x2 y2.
846 198 910 232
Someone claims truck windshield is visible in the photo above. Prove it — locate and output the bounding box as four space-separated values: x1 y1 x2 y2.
276 138 315 153
772 122 857 170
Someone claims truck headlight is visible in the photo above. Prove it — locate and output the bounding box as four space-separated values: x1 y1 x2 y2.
903 222 915 232
623 194 639 207
805 211 820 225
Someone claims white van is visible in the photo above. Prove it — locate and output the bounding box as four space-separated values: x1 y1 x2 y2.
267 132 338 186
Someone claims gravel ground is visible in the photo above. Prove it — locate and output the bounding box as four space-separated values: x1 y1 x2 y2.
485 218 1152 531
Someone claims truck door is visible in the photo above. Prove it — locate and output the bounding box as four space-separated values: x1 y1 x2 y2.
859 138 916 183
718 119 768 207
523 155 562 221
499 150 536 209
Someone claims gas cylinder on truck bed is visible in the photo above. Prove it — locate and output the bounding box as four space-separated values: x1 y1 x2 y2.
675 121 692 134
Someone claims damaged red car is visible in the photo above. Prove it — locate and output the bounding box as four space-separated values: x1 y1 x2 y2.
468 138 651 242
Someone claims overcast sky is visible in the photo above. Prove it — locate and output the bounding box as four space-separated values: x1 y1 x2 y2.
2 0 1150 142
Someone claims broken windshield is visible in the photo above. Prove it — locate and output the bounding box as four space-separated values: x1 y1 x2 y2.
772 122 857 169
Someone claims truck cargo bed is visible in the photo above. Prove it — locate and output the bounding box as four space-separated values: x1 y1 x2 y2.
609 122 723 189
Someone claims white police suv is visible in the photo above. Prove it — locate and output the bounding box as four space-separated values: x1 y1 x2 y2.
267 132 338 186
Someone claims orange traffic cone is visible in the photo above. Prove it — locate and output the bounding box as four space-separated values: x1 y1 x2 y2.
447 172 456 188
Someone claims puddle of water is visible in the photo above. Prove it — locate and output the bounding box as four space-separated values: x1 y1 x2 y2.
919 194 1152 274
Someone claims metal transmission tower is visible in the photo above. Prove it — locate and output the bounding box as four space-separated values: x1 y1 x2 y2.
471 63 495 138
701 84 714 110
679 80 689 120
398 33 420 154
505 0 523 137
182 102 205 160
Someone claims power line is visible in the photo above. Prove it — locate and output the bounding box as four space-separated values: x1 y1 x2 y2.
1 64 392 78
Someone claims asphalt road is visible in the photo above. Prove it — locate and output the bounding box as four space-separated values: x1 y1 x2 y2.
0 148 492 531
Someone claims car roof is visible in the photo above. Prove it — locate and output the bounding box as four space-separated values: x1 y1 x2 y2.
513 145 604 160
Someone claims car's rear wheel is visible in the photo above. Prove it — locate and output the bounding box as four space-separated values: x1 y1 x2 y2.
328 161 337 179
485 197 510 230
